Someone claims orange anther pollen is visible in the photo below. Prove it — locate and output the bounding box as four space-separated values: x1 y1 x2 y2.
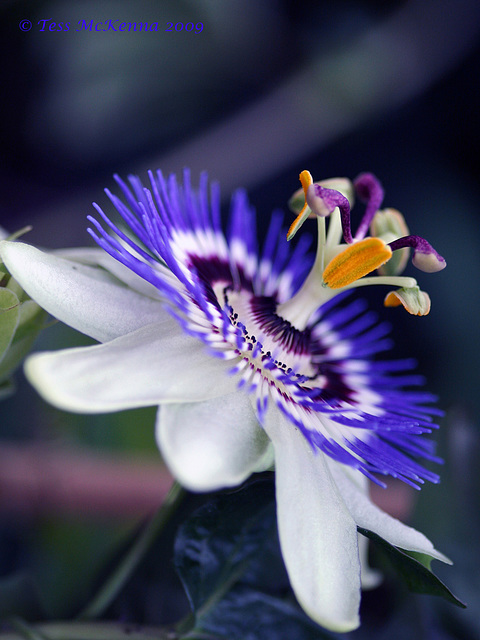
384 292 402 307
287 170 313 241
299 169 313 194
323 237 392 289
384 289 431 316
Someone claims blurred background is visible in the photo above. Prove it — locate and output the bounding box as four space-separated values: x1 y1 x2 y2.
1 0 479 636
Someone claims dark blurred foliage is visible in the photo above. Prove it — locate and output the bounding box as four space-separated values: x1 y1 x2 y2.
0 0 480 637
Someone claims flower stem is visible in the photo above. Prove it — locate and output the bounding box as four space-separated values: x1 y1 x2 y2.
7 619 49 640
78 481 185 620
1 621 175 640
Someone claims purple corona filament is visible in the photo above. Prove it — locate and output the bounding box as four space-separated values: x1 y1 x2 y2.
87 168 444 489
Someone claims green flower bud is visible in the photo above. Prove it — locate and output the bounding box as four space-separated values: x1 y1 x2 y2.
0 233 47 397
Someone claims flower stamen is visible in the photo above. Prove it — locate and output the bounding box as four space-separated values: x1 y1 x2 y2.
384 286 432 316
283 170 445 320
287 170 314 241
323 238 393 289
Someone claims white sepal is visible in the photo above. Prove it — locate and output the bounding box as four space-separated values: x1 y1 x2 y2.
157 392 271 492
328 460 451 564
0 241 165 342
263 406 361 632
25 318 238 413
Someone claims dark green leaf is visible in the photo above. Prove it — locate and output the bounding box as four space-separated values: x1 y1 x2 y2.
175 477 336 640
188 586 335 640
0 303 47 385
358 527 466 608
403 550 433 570
0 379 15 400
0 288 20 362
174 476 276 615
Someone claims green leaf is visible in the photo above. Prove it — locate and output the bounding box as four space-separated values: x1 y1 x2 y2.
403 550 433 570
175 477 334 640
358 527 466 608
174 473 333 640
0 284 47 390
187 586 335 640
0 620 175 640
174 476 277 617
6 277 30 304
0 379 15 400
0 288 20 362
0 302 47 384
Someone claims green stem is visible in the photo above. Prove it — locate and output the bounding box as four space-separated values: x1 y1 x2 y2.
7 619 50 640
1 621 175 640
78 482 185 620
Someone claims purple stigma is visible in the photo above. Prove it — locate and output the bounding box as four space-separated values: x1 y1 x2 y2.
353 173 385 240
389 235 446 272
312 184 354 244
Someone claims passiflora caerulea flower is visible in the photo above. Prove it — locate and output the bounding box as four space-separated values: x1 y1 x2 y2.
0 169 449 632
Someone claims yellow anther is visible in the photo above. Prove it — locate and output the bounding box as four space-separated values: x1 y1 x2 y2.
384 287 431 316
287 170 313 241
299 169 313 194
323 237 392 289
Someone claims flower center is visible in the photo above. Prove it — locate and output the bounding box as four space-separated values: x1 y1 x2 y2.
219 285 318 380
277 170 445 323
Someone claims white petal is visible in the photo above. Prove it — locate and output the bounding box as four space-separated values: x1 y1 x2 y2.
328 461 451 564
55 247 162 300
263 407 361 632
0 241 165 342
25 318 238 412
358 534 382 590
157 392 272 492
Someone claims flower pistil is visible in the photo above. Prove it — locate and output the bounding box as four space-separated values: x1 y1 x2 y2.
282 171 445 320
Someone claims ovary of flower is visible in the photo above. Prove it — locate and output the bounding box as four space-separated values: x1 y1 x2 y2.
369 208 410 276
